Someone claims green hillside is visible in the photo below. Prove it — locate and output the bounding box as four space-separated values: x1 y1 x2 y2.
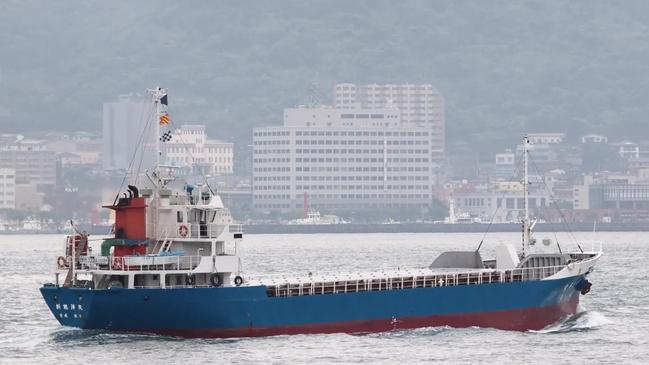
1 1 648 155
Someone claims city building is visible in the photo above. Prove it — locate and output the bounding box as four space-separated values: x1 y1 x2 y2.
0 168 16 209
581 134 608 144
573 172 648 211
515 135 581 175
621 142 649 171
454 186 551 223
0 135 57 187
495 151 515 166
44 132 103 167
14 183 45 211
252 105 435 214
627 156 649 170
102 95 154 171
334 83 445 165
527 133 566 145
588 184 649 210
164 124 234 175
613 141 640 159
492 149 516 179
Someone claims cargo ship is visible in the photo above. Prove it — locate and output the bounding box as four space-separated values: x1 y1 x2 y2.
40 88 601 337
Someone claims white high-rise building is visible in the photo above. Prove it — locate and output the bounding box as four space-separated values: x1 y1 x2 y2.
164 124 234 175
0 136 57 187
102 96 154 171
334 83 445 165
253 106 435 213
0 168 16 209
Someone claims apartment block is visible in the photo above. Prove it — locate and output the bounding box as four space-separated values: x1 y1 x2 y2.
252 106 435 213
334 83 445 165
0 136 57 187
0 168 16 209
45 132 102 167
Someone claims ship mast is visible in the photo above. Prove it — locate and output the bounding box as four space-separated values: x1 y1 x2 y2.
522 135 531 257
149 87 167 171
147 86 168 240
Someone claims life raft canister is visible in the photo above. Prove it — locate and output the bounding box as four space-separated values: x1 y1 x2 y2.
178 224 189 237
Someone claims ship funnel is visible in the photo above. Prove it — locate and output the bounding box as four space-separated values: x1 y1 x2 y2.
128 185 140 198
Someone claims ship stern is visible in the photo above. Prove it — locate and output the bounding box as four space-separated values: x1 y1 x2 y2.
40 285 93 329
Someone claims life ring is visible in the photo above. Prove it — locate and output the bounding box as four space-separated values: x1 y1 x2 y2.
112 256 123 270
57 256 68 269
210 273 221 287
186 274 196 286
234 275 244 287
178 225 189 237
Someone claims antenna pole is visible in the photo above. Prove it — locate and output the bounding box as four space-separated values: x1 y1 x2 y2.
154 88 163 169
146 87 170 180
522 135 531 256
156 93 160 168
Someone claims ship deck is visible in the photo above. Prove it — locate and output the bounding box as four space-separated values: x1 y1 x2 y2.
245 265 567 298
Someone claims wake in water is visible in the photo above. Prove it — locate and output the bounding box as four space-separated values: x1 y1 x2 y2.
48 328 186 346
364 325 453 339
533 310 611 334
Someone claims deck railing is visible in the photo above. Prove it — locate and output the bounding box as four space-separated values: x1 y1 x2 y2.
183 222 242 239
187 223 224 239
260 265 567 298
72 255 203 272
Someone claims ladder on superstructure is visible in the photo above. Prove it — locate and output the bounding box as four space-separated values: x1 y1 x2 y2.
152 230 172 253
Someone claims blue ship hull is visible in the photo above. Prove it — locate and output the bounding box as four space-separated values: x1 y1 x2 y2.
40 275 585 337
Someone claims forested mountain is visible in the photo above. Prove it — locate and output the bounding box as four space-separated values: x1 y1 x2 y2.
2 1 649 155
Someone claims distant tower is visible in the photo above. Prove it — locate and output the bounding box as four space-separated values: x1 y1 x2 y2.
448 197 457 224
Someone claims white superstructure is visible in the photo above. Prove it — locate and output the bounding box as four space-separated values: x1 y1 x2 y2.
55 88 244 290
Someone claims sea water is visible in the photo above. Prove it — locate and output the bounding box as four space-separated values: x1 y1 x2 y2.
0 232 647 364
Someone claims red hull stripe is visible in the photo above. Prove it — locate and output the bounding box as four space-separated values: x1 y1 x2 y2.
149 297 579 338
